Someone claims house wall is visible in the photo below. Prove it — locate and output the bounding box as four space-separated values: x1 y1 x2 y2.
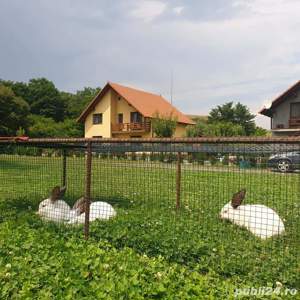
174 123 188 137
272 92 300 129
111 90 141 124
84 90 112 138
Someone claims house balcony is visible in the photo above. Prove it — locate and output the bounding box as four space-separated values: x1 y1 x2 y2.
289 118 300 128
111 121 151 133
272 119 300 130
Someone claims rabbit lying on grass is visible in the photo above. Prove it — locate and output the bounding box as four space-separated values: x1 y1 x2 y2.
38 186 116 224
68 196 116 224
37 186 70 223
220 189 285 239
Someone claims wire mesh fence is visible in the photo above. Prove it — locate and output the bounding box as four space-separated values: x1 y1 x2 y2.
0 138 299 258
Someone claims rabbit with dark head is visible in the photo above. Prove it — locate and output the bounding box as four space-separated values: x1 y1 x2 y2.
38 186 71 223
220 189 285 239
68 198 116 224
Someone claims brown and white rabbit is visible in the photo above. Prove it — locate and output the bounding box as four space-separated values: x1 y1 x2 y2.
220 189 285 239
37 186 71 223
68 197 116 224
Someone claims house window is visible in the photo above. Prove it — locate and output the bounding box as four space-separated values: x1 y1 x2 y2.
130 112 142 123
93 136 102 138
290 102 300 119
118 113 123 124
93 113 103 124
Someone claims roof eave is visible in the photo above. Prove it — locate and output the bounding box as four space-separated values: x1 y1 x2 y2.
76 84 110 123
259 107 273 118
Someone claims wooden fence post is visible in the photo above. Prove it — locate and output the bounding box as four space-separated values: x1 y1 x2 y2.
176 152 182 210
62 149 67 186
84 142 92 240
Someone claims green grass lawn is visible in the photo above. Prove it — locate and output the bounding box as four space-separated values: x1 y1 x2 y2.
0 153 299 299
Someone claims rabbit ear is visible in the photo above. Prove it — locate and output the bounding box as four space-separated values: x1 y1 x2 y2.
50 186 61 202
59 186 67 198
72 197 86 214
50 186 66 202
231 189 246 209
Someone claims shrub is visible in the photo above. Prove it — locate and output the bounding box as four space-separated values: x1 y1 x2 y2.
152 112 177 138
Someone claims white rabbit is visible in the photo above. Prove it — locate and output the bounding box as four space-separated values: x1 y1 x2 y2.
220 189 285 239
68 198 116 224
37 186 71 223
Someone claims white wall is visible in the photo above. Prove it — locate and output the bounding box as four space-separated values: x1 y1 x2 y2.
272 92 300 129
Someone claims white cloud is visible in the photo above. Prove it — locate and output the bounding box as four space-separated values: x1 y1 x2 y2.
130 0 167 22
173 6 184 15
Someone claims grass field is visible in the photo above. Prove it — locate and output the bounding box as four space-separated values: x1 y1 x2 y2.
0 154 299 299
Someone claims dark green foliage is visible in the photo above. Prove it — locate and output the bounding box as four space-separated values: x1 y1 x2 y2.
187 102 268 137
0 79 30 101
186 120 245 137
0 78 100 137
28 115 83 137
26 78 65 121
62 87 101 119
0 85 30 136
208 102 256 136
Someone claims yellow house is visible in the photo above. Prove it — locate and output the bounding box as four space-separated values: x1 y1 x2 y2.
77 82 195 138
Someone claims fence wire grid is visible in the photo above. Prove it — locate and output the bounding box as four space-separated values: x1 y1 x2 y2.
0 138 299 264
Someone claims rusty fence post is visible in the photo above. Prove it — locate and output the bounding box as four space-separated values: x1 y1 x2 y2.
62 149 67 187
176 152 182 210
84 141 92 240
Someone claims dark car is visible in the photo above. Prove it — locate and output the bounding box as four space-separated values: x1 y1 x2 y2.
268 151 300 172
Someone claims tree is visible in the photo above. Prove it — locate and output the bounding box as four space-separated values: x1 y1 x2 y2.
186 119 245 137
0 78 100 137
205 121 245 136
152 112 177 137
253 126 269 136
62 86 101 119
0 85 30 136
0 79 29 101
27 78 66 121
208 102 256 135
28 115 83 138
186 121 207 137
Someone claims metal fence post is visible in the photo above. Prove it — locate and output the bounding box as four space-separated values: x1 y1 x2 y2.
62 149 67 186
84 141 92 240
176 152 182 210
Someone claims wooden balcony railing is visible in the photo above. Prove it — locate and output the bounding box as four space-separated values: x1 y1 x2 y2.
111 122 151 133
289 118 300 128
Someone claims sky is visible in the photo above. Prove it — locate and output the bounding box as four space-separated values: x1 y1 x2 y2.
1 0 300 128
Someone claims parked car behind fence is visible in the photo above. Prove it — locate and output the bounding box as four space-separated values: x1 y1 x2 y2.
268 151 300 172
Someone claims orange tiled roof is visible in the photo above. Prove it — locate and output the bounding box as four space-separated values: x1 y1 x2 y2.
77 82 195 125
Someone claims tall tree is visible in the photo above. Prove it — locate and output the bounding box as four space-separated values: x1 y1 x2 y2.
208 102 256 135
62 86 101 119
27 78 66 121
0 85 30 136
